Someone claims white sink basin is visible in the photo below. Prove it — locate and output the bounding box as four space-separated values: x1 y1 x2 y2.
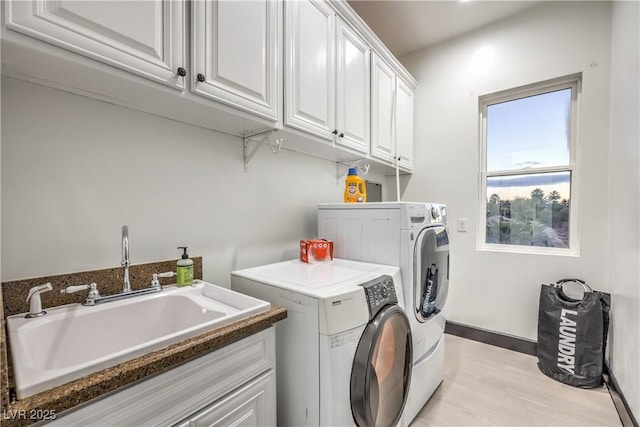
7 281 270 399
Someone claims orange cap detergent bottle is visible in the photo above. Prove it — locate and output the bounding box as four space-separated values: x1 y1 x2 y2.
344 168 367 203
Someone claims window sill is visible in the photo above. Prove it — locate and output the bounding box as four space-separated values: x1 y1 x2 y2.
478 243 579 257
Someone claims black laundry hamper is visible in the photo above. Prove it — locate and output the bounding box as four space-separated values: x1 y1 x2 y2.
536 279 610 388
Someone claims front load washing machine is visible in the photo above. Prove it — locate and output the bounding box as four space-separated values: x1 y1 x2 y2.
318 202 450 426
231 259 413 427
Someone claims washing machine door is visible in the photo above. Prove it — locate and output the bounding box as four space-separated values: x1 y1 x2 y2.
414 225 450 322
350 305 412 427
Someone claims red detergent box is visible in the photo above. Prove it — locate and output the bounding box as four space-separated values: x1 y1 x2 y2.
300 239 334 263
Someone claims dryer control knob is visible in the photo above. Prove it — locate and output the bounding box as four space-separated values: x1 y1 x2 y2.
380 285 389 298
431 207 438 220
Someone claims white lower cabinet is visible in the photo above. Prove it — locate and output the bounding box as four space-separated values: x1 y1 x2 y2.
47 328 276 427
177 371 276 427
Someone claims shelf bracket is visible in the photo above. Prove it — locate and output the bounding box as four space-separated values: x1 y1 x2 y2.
243 129 282 172
336 159 370 183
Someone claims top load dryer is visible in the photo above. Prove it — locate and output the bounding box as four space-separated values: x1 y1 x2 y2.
318 202 449 425
231 259 412 427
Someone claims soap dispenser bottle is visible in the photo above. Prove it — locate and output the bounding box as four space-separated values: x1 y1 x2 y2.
176 246 194 286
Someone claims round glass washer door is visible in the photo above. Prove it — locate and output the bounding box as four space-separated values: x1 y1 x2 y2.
414 225 450 322
350 305 412 427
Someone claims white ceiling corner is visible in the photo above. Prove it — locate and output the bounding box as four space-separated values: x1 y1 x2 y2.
347 0 543 58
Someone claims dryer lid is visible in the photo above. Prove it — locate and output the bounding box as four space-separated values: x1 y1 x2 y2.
231 259 401 299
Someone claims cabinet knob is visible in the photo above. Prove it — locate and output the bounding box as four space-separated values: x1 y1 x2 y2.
332 130 338 135
177 67 186 77
197 74 206 82
339 133 344 138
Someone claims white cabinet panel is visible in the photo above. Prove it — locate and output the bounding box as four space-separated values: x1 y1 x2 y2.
286 6 371 151
49 328 276 426
285 0 335 140
371 54 396 162
192 0 281 121
4 0 415 174
189 371 276 427
5 0 186 89
335 19 370 154
371 53 415 170
396 77 414 171
56 1 158 49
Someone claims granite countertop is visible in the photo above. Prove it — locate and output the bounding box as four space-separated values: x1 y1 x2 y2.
1 304 287 427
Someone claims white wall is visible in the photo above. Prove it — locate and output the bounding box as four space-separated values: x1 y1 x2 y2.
0 78 387 284
608 0 639 420
400 1 613 340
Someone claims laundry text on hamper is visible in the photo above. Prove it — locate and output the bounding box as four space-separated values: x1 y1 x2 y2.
557 308 577 374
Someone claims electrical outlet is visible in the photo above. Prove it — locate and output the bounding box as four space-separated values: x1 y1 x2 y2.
457 218 468 232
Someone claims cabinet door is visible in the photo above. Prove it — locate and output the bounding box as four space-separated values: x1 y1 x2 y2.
335 19 370 154
5 0 186 89
285 0 335 140
370 54 396 162
395 77 414 171
191 0 281 122
49 328 276 426
189 371 276 427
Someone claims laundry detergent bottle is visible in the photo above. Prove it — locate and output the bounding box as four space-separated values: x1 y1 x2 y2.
344 168 367 203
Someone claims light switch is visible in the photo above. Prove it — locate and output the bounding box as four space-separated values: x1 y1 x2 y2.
457 218 468 232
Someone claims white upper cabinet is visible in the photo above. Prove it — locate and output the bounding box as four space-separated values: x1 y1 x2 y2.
371 53 415 170
191 0 281 122
395 77 415 171
371 54 396 162
285 1 371 153
4 0 415 173
285 0 336 140
5 0 186 89
335 19 370 154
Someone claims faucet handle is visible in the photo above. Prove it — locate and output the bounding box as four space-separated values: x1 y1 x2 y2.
60 283 98 294
62 283 101 306
151 271 175 289
62 283 100 296
157 272 176 279
61 284 90 294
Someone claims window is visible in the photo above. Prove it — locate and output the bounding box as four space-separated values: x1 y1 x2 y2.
479 75 580 254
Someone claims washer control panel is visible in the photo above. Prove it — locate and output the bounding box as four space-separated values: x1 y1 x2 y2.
360 275 397 319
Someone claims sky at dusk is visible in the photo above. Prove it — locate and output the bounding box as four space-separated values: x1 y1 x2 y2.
486 87 573 200
486 88 572 173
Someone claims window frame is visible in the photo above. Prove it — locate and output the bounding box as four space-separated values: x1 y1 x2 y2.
478 75 581 256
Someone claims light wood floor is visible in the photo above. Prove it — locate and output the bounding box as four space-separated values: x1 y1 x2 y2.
410 334 621 426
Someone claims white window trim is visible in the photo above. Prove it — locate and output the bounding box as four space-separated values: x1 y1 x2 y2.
477 74 582 256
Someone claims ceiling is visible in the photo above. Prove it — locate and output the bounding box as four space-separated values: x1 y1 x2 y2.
347 0 542 58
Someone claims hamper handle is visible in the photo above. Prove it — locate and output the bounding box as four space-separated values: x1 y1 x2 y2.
555 278 592 293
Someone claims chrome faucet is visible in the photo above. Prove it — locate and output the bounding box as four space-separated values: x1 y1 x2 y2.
122 225 131 293
58 226 165 307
